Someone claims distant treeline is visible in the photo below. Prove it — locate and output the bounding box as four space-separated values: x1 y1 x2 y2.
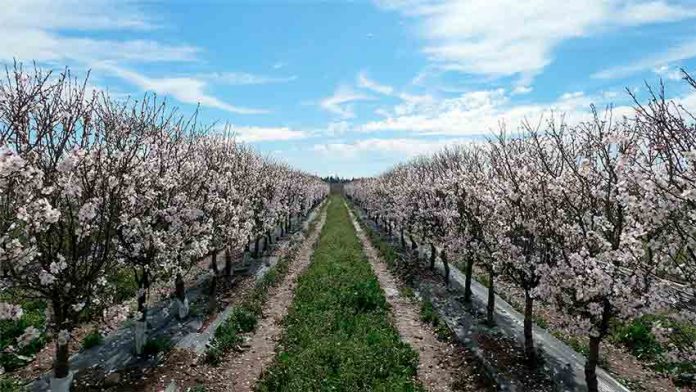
321 176 357 184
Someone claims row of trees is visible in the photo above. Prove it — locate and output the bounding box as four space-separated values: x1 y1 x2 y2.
346 74 696 392
0 65 327 388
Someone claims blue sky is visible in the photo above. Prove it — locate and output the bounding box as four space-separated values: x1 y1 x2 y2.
3 0 696 177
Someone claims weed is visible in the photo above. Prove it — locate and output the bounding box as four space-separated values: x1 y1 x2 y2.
142 336 173 356
0 376 24 392
81 329 103 350
0 298 46 371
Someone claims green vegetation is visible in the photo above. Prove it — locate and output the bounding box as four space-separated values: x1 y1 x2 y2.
142 336 173 356
258 197 422 391
106 268 139 304
205 307 258 365
610 314 696 378
419 300 450 341
611 317 663 360
0 298 46 372
0 376 24 392
81 329 103 350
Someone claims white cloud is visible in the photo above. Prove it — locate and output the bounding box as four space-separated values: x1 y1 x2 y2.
593 39 696 79
512 85 533 95
320 85 373 119
653 64 685 80
0 0 197 64
312 137 476 158
231 125 308 142
326 121 352 135
378 0 696 76
357 72 395 95
0 0 283 117
357 87 637 136
202 72 297 85
98 64 268 115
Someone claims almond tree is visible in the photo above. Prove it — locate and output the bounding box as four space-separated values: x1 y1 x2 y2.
0 66 145 388
533 112 664 391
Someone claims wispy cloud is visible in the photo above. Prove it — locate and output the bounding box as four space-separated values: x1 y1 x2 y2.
97 63 269 115
377 0 696 77
357 71 395 95
320 85 373 119
312 137 476 158
202 72 297 85
0 0 197 64
231 125 308 142
592 39 696 79
357 87 637 136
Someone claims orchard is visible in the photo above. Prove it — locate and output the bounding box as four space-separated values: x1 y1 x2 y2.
1 64 696 392
0 65 327 391
346 74 696 392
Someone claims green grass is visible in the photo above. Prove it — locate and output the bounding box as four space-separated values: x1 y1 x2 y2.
142 336 173 356
610 314 696 379
0 376 24 392
0 298 46 372
258 197 422 391
419 300 451 341
81 329 103 350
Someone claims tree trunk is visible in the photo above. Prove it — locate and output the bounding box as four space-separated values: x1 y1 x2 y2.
137 272 149 321
429 243 436 270
54 339 70 379
524 288 535 364
400 228 406 248
175 272 189 319
224 248 233 278
208 252 219 312
388 221 393 237
486 266 495 326
175 273 186 302
210 252 219 294
135 271 149 354
463 258 474 302
441 250 450 286
254 237 261 258
51 300 70 379
586 301 611 392
410 234 418 252
585 336 601 392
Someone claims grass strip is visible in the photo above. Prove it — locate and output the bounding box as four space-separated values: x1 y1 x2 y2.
257 196 422 392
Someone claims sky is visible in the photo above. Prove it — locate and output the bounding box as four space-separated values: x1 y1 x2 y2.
3 0 696 178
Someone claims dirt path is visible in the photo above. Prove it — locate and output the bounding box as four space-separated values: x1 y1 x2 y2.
214 208 327 392
347 205 477 392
